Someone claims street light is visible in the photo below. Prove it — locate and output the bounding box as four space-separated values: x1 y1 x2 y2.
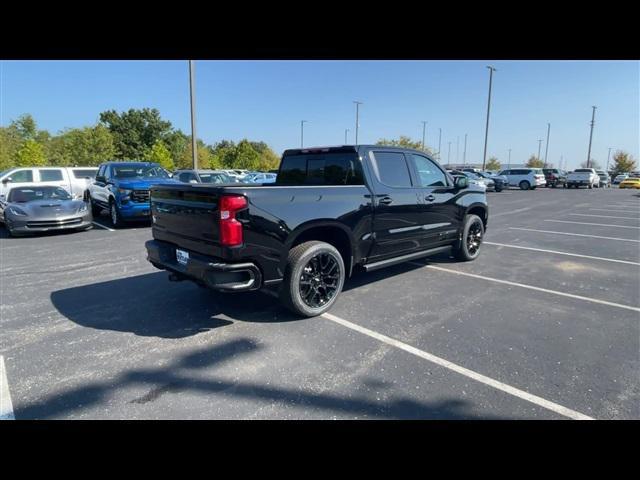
456 136 460 164
482 65 497 170
586 106 597 168
188 60 198 169
421 121 427 151
438 128 442 160
447 141 452 164
300 120 307 148
537 139 543 162
606 147 614 172
543 123 551 168
345 129 349 144
353 101 363 144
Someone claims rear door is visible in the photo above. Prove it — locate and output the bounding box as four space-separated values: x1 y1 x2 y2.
365 150 426 260
36 168 71 194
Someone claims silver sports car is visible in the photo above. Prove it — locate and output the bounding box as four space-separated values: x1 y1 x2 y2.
0 185 93 236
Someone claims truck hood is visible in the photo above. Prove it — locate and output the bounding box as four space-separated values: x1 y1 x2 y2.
116 178 180 190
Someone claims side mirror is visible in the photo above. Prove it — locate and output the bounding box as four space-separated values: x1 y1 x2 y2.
0 194 6 202
2 177 12 184
454 176 469 188
95 175 106 184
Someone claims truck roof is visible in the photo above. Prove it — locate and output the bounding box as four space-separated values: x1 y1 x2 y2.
282 145 437 157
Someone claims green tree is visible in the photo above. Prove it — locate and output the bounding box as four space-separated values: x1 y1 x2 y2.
0 127 22 171
177 139 216 170
99 108 173 159
376 136 436 155
250 141 281 171
46 125 116 166
232 139 261 170
486 157 501 171
526 155 544 168
10 114 37 140
16 139 46 167
144 140 175 171
163 130 190 167
610 151 637 176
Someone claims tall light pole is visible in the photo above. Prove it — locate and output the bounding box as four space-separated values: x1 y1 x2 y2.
463 134 467 165
438 128 442 160
353 101 363 144
188 60 198 169
606 147 614 172
508 148 512 169
421 121 427 151
344 129 349 144
586 106 597 168
447 141 452 164
300 120 307 148
456 136 460 164
543 122 551 168
537 139 543 162
482 65 497 170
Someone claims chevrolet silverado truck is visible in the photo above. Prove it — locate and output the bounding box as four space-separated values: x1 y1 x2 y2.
145 146 488 317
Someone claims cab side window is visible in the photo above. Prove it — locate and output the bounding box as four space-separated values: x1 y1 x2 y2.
39 169 64 182
8 170 33 182
371 152 413 187
409 154 448 187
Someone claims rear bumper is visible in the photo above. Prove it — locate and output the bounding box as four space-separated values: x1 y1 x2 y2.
145 239 262 292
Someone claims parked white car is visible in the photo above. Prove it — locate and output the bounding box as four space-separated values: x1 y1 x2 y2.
246 172 277 184
566 168 599 189
0 166 98 199
613 174 628 185
497 168 546 190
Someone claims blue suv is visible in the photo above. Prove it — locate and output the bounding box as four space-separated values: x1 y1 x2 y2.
88 162 179 227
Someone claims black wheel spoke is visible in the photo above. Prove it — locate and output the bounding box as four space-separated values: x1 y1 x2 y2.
298 251 341 308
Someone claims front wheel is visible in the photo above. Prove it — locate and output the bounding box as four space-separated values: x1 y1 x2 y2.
453 214 484 262
280 241 345 317
519 181 530 190
109 200 124 228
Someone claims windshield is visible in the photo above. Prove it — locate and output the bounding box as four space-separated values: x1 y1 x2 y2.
9 186 72 202
112 164 170 179
574 169 592 173
199 173 232 184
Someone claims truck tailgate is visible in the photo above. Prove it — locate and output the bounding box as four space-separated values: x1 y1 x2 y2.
150 185 226 257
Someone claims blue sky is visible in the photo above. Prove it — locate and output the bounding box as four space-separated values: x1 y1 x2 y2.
1 60 638 170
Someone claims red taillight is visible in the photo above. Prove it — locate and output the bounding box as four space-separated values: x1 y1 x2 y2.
219 195 247 246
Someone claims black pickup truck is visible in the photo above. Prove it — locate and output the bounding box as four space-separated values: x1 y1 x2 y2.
145 145 488 317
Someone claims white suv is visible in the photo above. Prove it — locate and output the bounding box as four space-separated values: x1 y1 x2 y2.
497 168 546 190
0 166 98 199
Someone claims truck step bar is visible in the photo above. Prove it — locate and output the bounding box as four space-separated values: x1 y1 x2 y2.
362 245 452 272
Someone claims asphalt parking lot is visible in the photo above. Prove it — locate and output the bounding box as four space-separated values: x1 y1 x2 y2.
1 187 639 419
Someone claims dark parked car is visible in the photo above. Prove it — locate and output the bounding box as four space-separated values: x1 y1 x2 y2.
145 146 488 317
543 168 567 188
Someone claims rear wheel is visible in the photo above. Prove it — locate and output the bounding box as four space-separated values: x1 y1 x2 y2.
453 214 484 262
519 180 530 190
280 241 345 317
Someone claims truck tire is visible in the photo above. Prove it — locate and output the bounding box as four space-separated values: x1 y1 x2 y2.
588 183 593 189
452 214 484 262
519 181 530 190
280 240 345 317
109 199 124 228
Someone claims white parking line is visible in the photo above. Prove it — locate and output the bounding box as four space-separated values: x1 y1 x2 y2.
483 241 640 266
490 207 533 217
545 219 640 230
0 356 15 421
418 264 640 313
590 208 639 214
92 221 115 231
322 313 594 420
569 213 640 220
509 227 640 243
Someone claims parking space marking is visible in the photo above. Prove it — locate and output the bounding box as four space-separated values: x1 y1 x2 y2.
92 221 115 231
509 227 640 243
569 213 640 220
483 241 640 266
590 208 639 214
321 313 594 420
417 264 640 313
545 219 640 230
490 207 532 217
0 356 15 421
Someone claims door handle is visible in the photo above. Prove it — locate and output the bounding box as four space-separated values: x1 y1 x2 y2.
425 194 435 202
378 196 393 205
